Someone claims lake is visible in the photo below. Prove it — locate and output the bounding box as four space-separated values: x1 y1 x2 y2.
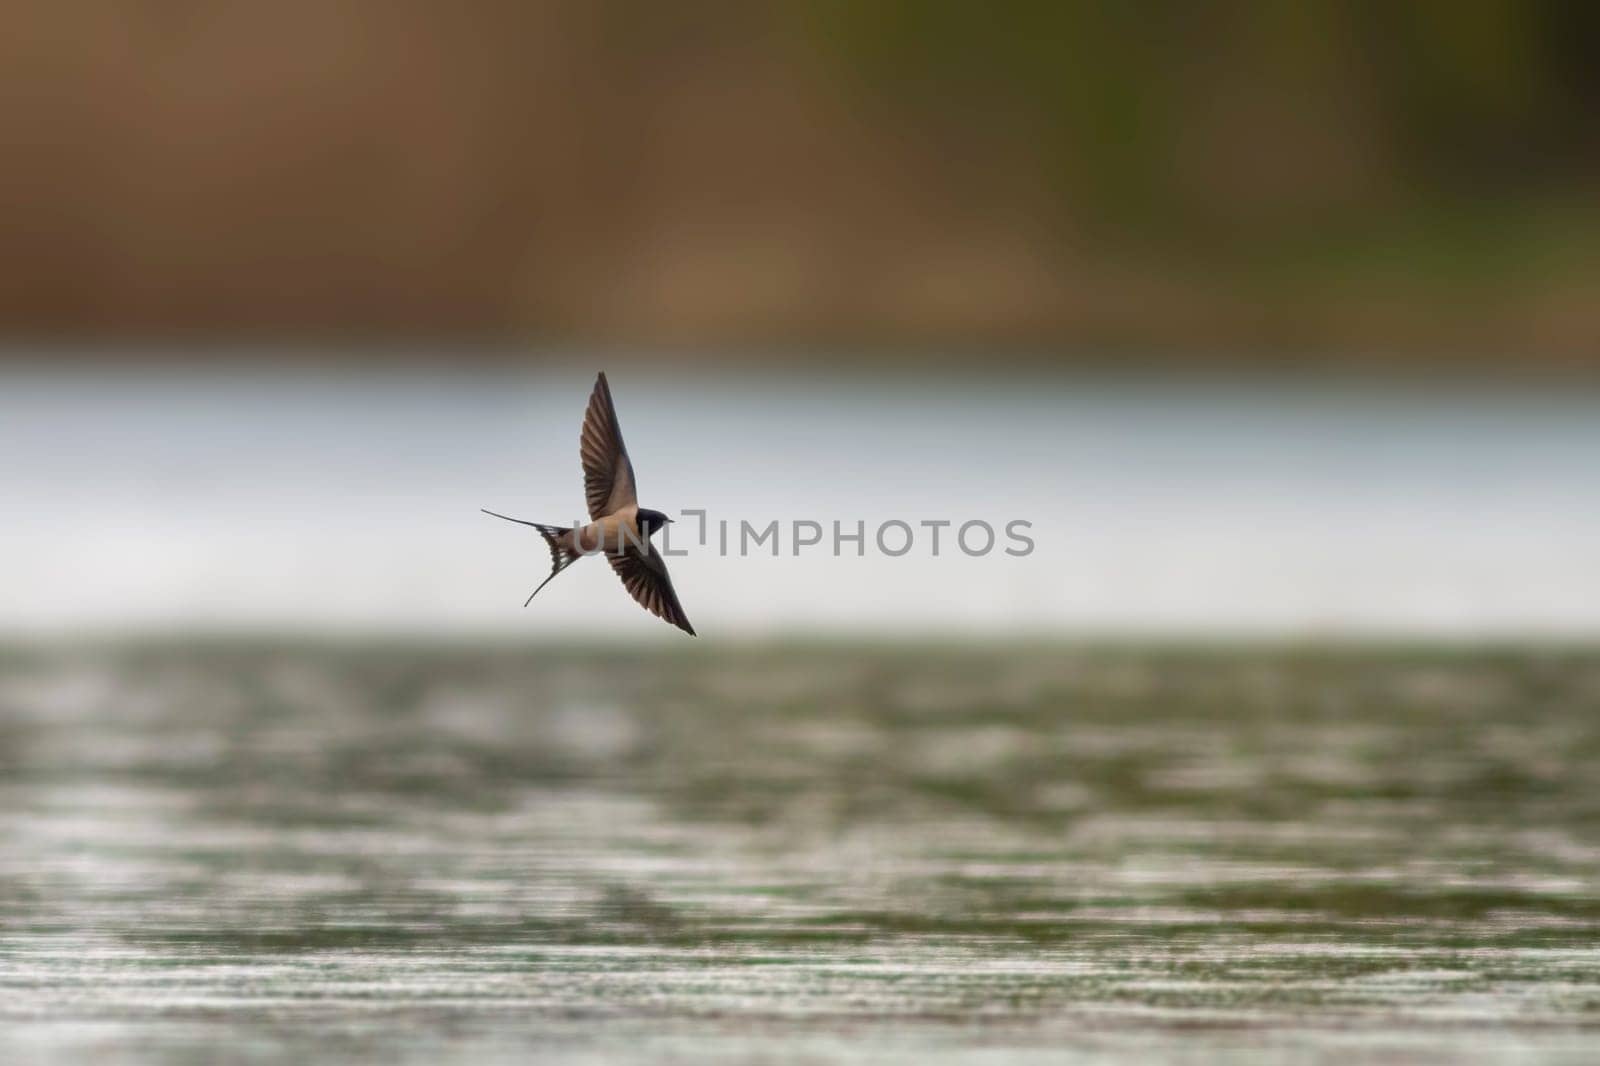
3 642 1599 1062
3 367 1598 637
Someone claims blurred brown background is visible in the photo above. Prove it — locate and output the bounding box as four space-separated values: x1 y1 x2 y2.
3 1 1597 366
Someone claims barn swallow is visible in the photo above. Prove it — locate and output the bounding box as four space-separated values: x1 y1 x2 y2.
483 372 695 636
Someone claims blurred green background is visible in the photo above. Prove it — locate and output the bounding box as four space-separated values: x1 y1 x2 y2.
3 0 1597 366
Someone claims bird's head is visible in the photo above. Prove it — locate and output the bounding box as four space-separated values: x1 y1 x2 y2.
637 509 673 537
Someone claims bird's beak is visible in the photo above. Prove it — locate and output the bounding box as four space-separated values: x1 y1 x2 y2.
665 517 675 524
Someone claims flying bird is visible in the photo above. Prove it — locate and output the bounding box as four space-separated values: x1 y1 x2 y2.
483 372 695 636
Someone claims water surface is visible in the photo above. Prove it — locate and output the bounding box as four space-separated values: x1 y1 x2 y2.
3 643 1599 1062
4 368 1598 636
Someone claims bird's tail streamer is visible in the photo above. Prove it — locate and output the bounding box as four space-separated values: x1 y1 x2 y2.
480 510 581 605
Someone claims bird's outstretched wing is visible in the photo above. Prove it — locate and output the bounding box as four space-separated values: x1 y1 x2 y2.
579 372 637 521
608 545 695 636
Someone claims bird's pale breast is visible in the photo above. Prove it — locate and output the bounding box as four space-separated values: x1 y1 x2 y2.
573 507 640 554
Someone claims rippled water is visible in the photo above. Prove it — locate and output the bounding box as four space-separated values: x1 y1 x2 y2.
3 643 1600 1062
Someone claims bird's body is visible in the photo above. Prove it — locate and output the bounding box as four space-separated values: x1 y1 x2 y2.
570 507 639 555
483 373 695 636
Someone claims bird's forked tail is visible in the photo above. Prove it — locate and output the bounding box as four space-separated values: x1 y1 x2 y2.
481 509 582 606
